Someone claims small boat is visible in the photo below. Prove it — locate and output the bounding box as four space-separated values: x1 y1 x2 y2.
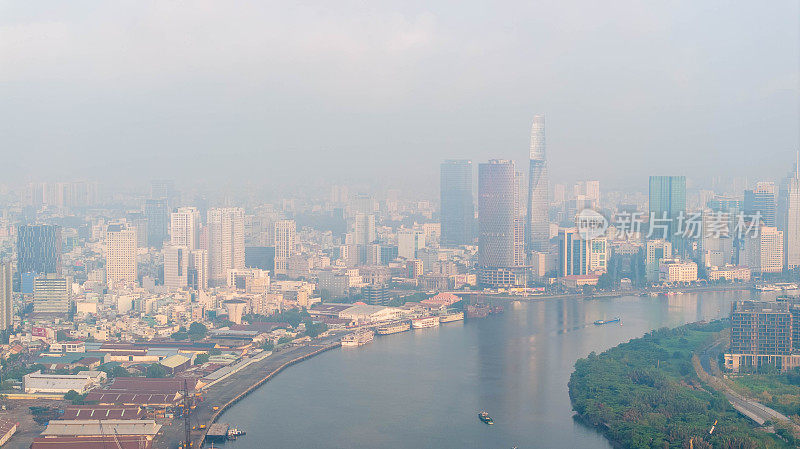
478 410 494 425
227 427 246 439
594 317 620 325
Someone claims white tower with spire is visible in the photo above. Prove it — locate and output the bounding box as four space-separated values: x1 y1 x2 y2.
526 114 550 253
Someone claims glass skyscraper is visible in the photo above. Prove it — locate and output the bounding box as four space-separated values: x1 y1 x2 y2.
478 160 517 269
526 115 549 253
17 224 62 277
648 176 686 253
440 159 474 246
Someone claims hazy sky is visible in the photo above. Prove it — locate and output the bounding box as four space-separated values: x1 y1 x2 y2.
1 1 798 192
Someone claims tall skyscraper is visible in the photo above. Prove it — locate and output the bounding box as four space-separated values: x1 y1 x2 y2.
274 220 296 277
648 176 686 253
17 224 62 277
785 162 800 270
479 160 522 286
526 115 550 253
557 228 608 277
171 207 201 249
745 182 777 227
0 263 12 331
207 208 245 286
144 198 169 248
105 222 138 287
440 159 474 246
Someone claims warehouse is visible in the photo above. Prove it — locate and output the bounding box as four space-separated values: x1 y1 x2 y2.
31 436 152 449
41 419 161 440
23 370 106 394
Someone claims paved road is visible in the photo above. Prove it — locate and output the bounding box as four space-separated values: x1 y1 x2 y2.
695 333 789 426
154 335 342 449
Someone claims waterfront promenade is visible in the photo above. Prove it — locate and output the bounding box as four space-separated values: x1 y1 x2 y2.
154 335 342 449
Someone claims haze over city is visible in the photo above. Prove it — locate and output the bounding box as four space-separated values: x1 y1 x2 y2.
2 2 800 449
2 1 798 191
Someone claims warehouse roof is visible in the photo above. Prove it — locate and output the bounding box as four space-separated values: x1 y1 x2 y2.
60 405 143 420
41 420 161 438
32 436 152 449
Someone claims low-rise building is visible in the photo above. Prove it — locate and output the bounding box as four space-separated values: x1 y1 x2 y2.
658 259 698 283
23 370 106 394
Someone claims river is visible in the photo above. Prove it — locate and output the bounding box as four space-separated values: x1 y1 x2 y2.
210 290 756 449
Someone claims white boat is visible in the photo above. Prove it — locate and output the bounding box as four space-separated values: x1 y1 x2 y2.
412 316 440 329
341 330 374 347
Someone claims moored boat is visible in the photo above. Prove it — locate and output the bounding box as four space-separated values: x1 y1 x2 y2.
478 410 494 425
439 311 464 323
412 316 440 329
341 330 374 347
376 322 411 335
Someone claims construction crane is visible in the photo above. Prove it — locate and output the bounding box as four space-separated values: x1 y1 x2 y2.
183 379 192 448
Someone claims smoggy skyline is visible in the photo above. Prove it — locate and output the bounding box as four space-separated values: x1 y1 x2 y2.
1 1 798 191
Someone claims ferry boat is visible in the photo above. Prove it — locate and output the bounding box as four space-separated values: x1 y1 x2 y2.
439 311 464 323
412 316 440 329
478 410 494 425
594 317 620 325
341 330 374 347
227 427 246 439
376 322 411 335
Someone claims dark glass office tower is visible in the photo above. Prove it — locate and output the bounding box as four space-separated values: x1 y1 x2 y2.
144 198 169 248
440 160 474 246
648 176 686 253
17 224 62 276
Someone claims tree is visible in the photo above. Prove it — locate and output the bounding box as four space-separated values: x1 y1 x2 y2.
146 364 167 378
262 341 275 351
277 336 293 345
56 330 70 342
188 322 208 340
194 353 210 365
303 319 328 338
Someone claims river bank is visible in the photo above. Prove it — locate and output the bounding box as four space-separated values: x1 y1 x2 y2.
153 334 342 449
568 321 789 449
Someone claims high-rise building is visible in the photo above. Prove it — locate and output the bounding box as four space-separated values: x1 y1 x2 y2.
648 176 686 253
645 239 672 282
557 228 607 277
170 207 200 249
144 198 169 248
207 208 245 286
740 226 784 274
526 115 550 253
745 182 777 227
398 229 425 260
478 160 524 287
352 213 376 264
150 179 177 208
730 301 791 354
105 222 138 288
0 263 12 330
783 160 800 270
17 224 62 277
440 159 474 246
164 245 208 290
274 220 296 277
33 274 70 315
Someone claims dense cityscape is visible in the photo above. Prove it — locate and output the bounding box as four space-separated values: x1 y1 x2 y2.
2 1 799 449
0 114 796 447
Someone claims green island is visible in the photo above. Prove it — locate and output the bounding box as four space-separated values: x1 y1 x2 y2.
569 321 791 449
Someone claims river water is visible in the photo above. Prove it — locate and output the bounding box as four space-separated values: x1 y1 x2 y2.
211 291 753 449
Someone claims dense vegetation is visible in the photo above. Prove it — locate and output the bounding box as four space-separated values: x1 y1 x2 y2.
733 370 800 418
569 321 789 449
